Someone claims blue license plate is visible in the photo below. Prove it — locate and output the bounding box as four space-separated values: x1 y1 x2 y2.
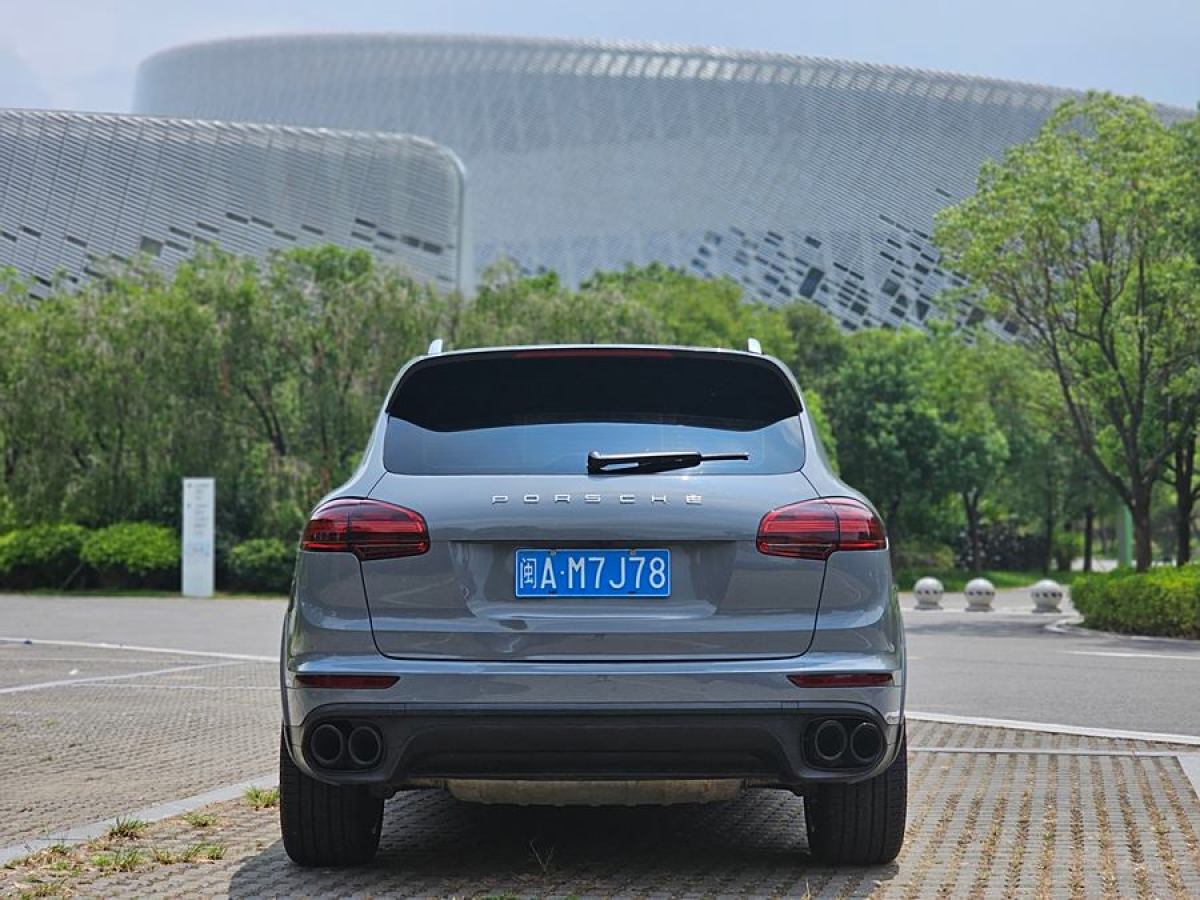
514 549 671 598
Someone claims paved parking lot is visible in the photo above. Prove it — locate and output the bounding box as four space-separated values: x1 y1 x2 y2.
3 634 1200 897
0 642 276 850
3 718 1200 897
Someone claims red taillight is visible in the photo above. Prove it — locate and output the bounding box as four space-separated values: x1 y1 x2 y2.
301 498 429 560
295 674 399 690
788 673 894 688
756 497 886 559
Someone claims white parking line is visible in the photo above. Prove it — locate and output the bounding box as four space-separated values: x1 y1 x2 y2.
0 636 275 663
0 655 180 663
910 746 1181 757
0 660 240 695
1065 650 1200 662
1179 754 1200 801
69 683 274 691
908 710 1200 746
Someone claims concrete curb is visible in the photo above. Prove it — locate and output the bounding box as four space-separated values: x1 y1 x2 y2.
1044 619 1200 647
907 710 1200 746
0 772 277 867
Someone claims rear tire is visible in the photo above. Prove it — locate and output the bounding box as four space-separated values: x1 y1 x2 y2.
279 730 384 867
804 727 907 865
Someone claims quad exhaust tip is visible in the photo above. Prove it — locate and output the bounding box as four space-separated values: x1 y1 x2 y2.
308 721 385 771
850 722 883 765
347 725 384 768
310 722 346 768
812 720 848 763
807 718 884 769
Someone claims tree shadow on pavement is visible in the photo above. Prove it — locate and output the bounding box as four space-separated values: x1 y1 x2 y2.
227 788 898 897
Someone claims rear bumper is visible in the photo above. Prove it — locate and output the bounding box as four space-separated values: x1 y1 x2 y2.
285 702 903 791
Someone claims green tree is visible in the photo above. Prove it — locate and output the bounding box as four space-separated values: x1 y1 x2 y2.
453 261 668 347
801 388 839 473
824 328 947 541
935 94 1200 571
179 246 446 538
781 301 846 392
986 353 1107 572
0 261 219 526
920 330 1010 571
581 263 792 357
1166 114 1200 565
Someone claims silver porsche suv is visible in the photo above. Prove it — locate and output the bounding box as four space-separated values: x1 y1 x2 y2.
279 343 906 867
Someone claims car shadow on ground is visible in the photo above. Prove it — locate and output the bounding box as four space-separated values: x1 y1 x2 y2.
227 788 897 896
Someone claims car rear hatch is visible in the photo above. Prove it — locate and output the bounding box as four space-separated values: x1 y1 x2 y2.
363 347 824 662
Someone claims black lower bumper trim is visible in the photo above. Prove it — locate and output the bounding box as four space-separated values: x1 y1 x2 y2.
288 704 901 789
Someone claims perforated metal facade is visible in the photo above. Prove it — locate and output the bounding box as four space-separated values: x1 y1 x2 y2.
0 110 468 296
130 33 1196 332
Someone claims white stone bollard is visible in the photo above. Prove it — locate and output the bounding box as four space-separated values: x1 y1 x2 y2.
964 577 996 612
1030 579 1064 613
913 577 944 610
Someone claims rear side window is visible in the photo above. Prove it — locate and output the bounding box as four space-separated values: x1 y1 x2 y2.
383 350 805 475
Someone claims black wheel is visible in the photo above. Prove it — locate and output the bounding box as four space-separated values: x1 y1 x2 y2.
279 730 384 867
804 727 907 865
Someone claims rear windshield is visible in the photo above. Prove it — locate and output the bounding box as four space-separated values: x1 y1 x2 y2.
383 350 805 475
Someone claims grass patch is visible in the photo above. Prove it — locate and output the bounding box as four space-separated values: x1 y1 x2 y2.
16 883 65 899
184 811 217 828
894 568 1078 592
3 805 238 897
4 845 72 870
181 843 226 862
201 844 226 861
91 847 143 872
244 786 279 809
105 816 147 840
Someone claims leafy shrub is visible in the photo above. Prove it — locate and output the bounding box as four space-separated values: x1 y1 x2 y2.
952 519 1047 571
81 522 179 588
0 523 89 589
891 539 956 572
228 538 295 594
1052 530 1084 573
1072 566 1200 638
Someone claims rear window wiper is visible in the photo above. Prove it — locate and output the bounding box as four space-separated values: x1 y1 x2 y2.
587 449 749 475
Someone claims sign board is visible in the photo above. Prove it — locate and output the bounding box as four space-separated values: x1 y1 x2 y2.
182 477 215 597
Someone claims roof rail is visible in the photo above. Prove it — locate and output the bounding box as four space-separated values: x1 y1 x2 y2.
746 337 762 354
427 338 444 355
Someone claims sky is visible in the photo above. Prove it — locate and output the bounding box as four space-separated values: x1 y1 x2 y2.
0 0 1197 113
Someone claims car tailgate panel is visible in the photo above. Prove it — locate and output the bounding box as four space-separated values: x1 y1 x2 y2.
362 472 824 661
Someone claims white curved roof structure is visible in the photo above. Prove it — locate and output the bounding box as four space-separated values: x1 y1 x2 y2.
0 108 469 295
137 33 1183 331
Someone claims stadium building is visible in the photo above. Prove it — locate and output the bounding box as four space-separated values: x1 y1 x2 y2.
133 33 1187 332
0 110 468 296
1 34 1187 328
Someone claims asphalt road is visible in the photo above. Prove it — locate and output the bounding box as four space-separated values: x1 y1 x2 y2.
3 589 1198 738
903 601 1200 737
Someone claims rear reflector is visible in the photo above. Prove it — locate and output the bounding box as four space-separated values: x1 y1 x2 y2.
756 497 886 559
295 674 399 690
301 498 429 560
788 673 894 688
